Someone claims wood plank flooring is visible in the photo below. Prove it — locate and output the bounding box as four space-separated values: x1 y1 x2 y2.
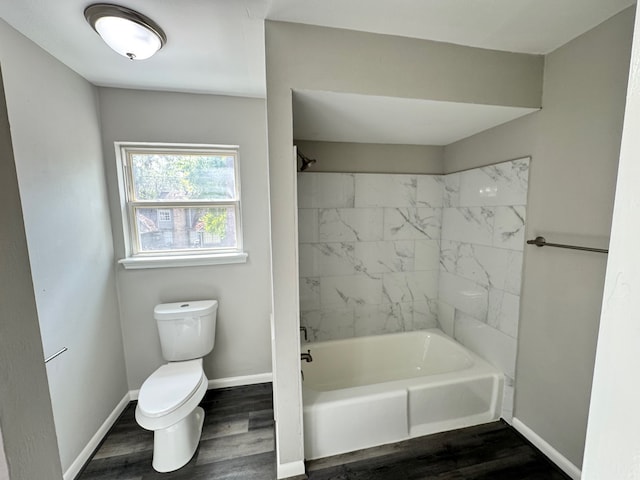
78 383 570 480
78 383 276 480
306 422 570 480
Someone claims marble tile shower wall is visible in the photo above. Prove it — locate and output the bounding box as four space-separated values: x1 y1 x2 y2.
437 157 529 421
297 173 443 342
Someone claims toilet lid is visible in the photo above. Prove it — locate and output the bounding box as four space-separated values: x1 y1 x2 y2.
138 360 204 417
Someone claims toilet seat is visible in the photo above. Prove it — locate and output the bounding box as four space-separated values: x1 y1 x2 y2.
138 359 204 418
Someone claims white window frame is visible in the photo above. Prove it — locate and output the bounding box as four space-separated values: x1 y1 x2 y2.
115 142 248 269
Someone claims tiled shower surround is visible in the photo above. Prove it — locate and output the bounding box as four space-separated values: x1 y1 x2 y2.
297 173 443 340
297 158 529 420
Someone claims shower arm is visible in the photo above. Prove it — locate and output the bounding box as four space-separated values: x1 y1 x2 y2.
297 150 317 171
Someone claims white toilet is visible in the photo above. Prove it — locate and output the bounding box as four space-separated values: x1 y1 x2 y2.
135 299 218 472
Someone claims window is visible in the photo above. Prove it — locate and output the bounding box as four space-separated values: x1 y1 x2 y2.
158 209 172 223
116 143 246 268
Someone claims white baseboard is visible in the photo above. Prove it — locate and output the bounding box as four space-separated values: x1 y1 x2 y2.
277 460 306 479
207 372 273 390
64 393 130 480
512 417 582 480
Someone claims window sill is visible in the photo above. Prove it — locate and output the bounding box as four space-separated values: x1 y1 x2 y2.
118 252 248 270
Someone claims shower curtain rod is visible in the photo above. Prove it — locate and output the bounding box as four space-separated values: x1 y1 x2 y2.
526 236 608 254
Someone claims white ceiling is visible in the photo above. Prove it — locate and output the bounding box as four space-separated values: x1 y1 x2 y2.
0 0 269 97
0 0 634 98
267 0 635 55
293 90 538 145
0 0 634 144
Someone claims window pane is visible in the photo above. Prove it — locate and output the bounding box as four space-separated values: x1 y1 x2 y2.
130 153 236 201
135 206 237 252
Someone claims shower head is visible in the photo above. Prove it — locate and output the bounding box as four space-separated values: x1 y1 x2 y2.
297 150 317 171
300 157 316 171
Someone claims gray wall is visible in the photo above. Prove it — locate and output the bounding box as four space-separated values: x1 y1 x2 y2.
0 428 8 480
98 88 273 389
265 20 544 475
444 7 634 468
582 7 640 478
0 63 63 480
294 141 444 174
0 20 128 473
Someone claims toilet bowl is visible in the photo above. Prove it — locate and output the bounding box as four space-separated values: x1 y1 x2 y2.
135 300 217 472
136 359 208 472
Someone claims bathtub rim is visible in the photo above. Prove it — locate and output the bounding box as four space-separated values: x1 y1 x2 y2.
302 328 503 403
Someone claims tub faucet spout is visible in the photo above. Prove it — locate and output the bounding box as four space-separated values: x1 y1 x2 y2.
301 350 313 363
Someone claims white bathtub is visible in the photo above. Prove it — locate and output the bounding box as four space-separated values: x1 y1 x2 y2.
301 329 503 459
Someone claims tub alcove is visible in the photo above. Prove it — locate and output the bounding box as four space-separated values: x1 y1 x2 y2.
293 88 537 459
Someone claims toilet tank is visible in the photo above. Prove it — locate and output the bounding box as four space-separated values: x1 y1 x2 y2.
154 300 218 361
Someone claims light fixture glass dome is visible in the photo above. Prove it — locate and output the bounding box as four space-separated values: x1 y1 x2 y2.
85 4 166 60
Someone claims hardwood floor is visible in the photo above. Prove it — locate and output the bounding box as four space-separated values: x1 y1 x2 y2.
306 422 570 480
78 383 570 480
78 383 276 480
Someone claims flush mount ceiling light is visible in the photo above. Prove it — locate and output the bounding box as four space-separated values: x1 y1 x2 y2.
84 4 166 60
